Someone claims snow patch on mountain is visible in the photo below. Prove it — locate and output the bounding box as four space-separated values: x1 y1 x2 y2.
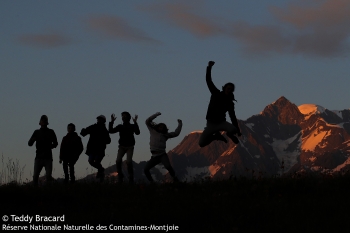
155 165 169 176
183 166 210 180
298 104 326 119
302 130 329 151
271 133 301 172
331 110 343 119
309 156 317 162
246 123 255 131
209 163 221 176
325 123 343 128
222 146 236 156
190 131 203 134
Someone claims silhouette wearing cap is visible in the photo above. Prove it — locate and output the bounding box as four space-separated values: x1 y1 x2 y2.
80 115 111 181
28 115 58 185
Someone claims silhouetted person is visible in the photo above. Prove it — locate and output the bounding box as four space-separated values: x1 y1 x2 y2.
28 115 58 185
59 123 84 183
80 115 111 182
144 112 182 183
198 61 242 147
109 112 140 184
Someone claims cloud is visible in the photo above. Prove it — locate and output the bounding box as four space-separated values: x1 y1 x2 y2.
85 15 160 44
139 0 350 58
138 1 225 37
230 22 292 55
18 33 71 48
272 0 350 30
270 0 350 57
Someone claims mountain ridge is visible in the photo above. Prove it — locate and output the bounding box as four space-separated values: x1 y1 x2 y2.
81 96 350 182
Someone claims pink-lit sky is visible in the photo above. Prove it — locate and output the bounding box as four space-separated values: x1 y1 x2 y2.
1 0 350 181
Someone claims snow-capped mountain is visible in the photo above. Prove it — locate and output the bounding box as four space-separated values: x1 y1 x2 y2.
83 96 350 182
166 96 350 180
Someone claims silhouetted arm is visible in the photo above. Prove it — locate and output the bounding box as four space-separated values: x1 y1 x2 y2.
206 61 220 94
105 130 111 144
59 137 65 162
77 137 84 156
28 131 37 146
134 123 140 135
165 119 182 139
51 130 58 149
109 122 120 134
145 112 161 129
80 125 92 137
228 104 242 136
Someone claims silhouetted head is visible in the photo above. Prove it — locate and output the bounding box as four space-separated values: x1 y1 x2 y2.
67 123 76 133
39 115 49 127
155 123 168 134
222 82 235 96
96 115 106 124
121 111 131 123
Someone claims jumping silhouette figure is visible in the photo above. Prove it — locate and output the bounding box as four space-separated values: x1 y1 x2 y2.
198 61 242 147
144 112 182 183
28 115 58 185
109 112 140 184
59 123 84 183
80 115 111 182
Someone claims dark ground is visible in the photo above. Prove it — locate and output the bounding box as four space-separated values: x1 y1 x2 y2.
1 176 350 232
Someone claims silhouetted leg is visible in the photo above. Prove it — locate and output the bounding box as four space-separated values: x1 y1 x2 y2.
126 147 134 183
69 160 76 182
200 120 230 147
116 147 126 182
199 127 217 147
63 161 69 182
221 121 239 144
160 153 178 181
89 154 105 180
44 159 53 182
33 159 44 185
95 154 105 177
88 154 104 170
144 156 161 182
88 155 98 169
227 132 239 144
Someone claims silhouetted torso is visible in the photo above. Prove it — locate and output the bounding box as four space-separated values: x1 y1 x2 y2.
28 127 58 160
109 122 140 147
60 132 83 161
205 66 239 129
80 123 111 156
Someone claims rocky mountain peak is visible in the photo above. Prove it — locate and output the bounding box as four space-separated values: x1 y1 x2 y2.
262 96 304 125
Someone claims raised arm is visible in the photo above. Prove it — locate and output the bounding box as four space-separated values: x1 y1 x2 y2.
108 114 120 134
206 61 220 94
80 127 89 137
165 119 183 139
145 112 161 128
133 115 140 135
